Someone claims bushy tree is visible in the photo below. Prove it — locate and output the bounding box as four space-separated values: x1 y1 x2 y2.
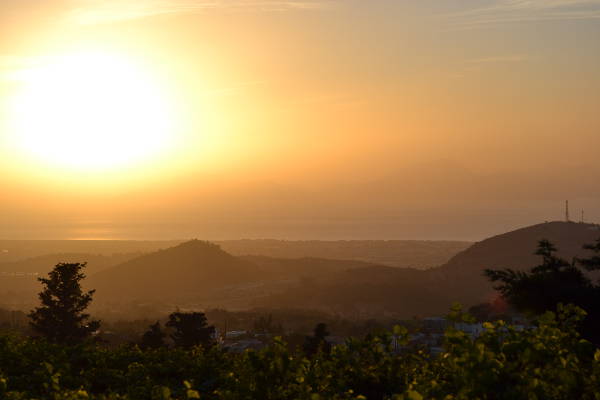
485 239 600 343
166 311 215 349
29 262 100 343
1 305 600 399
303 322 331 357
140 321 166 349
253 314 283 335
578 237 600 272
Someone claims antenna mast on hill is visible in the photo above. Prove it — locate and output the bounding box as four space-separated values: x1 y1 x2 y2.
565 200 570 222
581 209 584 224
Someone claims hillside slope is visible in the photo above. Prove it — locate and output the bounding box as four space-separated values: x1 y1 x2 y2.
219 239 471 269
434 221 600 305
89 240 261 301
0 253 140 305
260 222 600 317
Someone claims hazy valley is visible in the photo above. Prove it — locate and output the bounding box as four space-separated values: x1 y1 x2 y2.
2 221 598 321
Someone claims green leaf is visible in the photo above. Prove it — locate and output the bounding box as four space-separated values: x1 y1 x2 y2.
407 390 423 400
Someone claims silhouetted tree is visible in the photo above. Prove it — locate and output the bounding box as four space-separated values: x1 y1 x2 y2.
29 262 100 343
468 298 510 322
166 311 215 348
578 237 600 273
253 314 283 335
140 321 166 349
303 323 331 357
485 239 600 343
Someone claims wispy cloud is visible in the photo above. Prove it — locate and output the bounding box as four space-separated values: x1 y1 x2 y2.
466 54 530 64
445 0 600 30
446 54 531 80
67 0 331 25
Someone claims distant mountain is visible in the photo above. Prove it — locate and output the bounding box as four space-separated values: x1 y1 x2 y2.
260 222 600 317
240 255 386 279
0 240 183 263
0 253 140 304
218 239 471 269
0 239 470 269
5 222 599 319
88 240 262 301
434 221 600 306
0 253 139 275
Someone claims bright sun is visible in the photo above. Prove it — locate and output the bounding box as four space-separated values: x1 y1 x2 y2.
8 52 176 171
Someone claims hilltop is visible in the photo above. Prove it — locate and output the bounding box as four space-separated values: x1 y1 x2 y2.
261 221 600 316
434 221 600 306
88 240 260 302
3 222 599 318
217 239 471 269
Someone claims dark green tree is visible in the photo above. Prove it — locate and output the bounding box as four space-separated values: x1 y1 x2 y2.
253 314 283 335
577 237 600 272
166 311 215 348
485 239 600 343
303 322 331 357
29 262 100 343
140 321 166 349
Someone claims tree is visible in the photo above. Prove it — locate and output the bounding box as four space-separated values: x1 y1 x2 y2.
578 237 600 273
29 262 100 343
166 311 215 348
253 314 283 335
485 239 600 343
303 322 331 357
140 321 166 349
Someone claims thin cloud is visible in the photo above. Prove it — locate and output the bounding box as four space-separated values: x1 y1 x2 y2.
466 55 530 64
67 0 331 25
444 0 600 30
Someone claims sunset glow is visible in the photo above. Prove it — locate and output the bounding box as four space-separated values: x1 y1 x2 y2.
0 0 599 240
7 52 176 170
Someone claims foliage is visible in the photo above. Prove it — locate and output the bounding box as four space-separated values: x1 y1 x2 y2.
140 321 166 349
29 263 100 343
303 323 332 357
1 305 598 399
166 312 215 349
485 239 600 343
579 237 600 272
253 314 283 335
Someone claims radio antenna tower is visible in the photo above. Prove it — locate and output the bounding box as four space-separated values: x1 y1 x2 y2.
565 200 570 222
581 209 584 224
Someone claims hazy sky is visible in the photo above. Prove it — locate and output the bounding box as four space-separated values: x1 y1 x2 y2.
1 0 599 240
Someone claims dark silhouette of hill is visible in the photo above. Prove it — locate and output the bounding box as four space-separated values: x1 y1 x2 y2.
0 253 139 275
0 240 183 263
5 222 599 319
260 222 600 317
88 240 262 301
433 221 600 306
218 239 471 269
0 253 140 305
240 256 386 279
0 239 469 271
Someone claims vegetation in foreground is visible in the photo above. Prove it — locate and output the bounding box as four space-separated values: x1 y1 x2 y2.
2 236 600 399
0 304 599 399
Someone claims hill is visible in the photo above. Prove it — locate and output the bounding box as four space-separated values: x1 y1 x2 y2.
0 253 140 306
88 240 262 302
88 247 397 314
0 239 470 269
240 255 386 280
218 239 471 269
5 222 599 319
434 221 600 306
260 222 600 317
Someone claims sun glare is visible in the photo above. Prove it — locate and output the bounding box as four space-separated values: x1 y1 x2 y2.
7 52 176 171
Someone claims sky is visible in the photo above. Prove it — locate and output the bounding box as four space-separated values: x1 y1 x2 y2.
0 0 599 240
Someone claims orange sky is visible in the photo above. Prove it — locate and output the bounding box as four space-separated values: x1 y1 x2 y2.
1 1 599 240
